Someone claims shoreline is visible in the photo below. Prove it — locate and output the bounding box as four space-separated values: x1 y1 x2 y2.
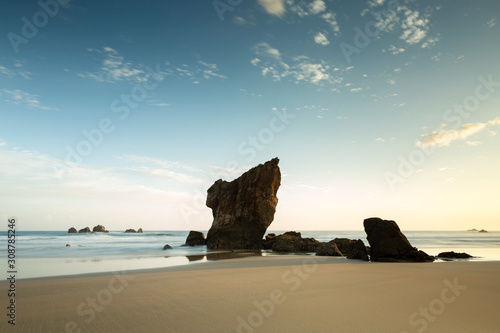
2 257 500 332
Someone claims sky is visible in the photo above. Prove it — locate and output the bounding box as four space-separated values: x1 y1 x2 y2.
1 0 499 231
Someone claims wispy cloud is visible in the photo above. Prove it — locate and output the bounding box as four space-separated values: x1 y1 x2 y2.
1 89 57 111
486 18 496 28
251 42 352 87
78 47 146 83
364 2 439 48
0 62 32 79
417 117 500 147
77 47 227 85
314 32 330 45
258 0 286 17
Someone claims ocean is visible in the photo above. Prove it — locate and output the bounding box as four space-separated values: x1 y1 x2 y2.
2 230 499 279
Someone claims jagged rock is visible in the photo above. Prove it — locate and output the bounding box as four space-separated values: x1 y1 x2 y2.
206 158 281 250
92 225 107 233
364 217 434 262
78 227 90 233
124 229 136 233
316 243 343 256
271 233 321 253
346 239 369 261
137 228 143 233
184 231 206 246
328 238 369 261
68 227 77 234
163 244 173 250
437 251 473 259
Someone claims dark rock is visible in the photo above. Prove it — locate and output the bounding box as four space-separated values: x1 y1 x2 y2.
272 237 320 253
479 229 488 233
364 217 434 262
328 238 369 261
206 158 281 250
163 244 173 250
68 227 77 234
346 239 369 261
124 229 136 233
437 251 473 259
316 243 343 256
184 231 206 246
467 228 478 231
92 225 107 232
137 228 143 233
66 244 71 247
78 227 91 233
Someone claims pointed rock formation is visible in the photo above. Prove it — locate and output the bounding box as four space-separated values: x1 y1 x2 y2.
364 217 434 262
206 158 281 249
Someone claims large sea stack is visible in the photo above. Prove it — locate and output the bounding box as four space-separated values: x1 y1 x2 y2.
364 217 434 262
206 158 281 249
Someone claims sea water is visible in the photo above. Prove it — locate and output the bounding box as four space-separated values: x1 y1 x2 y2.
1 230 499 279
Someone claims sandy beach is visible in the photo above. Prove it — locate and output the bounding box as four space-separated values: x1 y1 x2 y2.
1 257 499 333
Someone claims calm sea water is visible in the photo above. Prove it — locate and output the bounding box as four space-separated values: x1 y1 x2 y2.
1 230 499 279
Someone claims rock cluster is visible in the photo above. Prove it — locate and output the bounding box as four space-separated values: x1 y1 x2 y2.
437 251 472 259
206 158 281 250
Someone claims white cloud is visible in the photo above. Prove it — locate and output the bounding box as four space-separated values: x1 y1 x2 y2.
1 89 57 111
0 65 14 77
251 42 353 87
486 18 496 28
78 47 146 83
309 0 326 15
250 58 261 66
366 2 436 47
417 117 500 147
466 141 481 146
258 0 286 17
421 35 440 49
350 87 362 93
321 12 340 34
375 138 386 142
383 45 405 55
78 47 226 85
0 141 7 146
314 32 330 46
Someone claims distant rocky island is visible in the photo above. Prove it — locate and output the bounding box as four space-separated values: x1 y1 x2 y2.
68 225 143 234
467 228 488 233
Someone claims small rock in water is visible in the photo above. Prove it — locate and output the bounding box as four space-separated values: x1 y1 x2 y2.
163 244 173 250
437 251 473 259
66 244 71 247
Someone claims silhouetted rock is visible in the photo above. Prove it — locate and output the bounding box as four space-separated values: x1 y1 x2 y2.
437 251 473 259
346 239 369 261
328 238 369 261
184 231 206 246
271 233 321 253
479 229 488 233
467 228 478 231
92 225 108 233
163 244 173 250
78 227 90 233
66 244 71 247
316 243 343 256
124 229 136 233
364 217 434 262
137 228 143 233
206 158 281 249
68 227 77 234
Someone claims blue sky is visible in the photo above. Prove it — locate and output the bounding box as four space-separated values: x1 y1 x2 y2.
1 0 499 231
